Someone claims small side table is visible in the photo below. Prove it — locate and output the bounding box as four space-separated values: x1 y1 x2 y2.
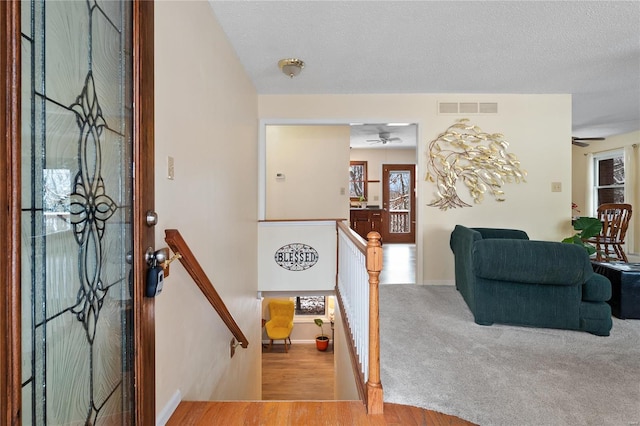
591 262 640 319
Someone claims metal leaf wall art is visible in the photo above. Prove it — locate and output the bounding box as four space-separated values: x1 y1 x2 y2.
426 119 527 210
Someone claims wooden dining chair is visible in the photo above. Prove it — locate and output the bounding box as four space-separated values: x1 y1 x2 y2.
588 203 633 262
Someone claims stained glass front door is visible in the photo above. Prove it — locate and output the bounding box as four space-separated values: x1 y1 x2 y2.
21 1 135 423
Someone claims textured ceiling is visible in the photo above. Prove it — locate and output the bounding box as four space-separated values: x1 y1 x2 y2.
209 1 640 140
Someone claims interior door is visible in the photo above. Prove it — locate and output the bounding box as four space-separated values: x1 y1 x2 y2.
382 164 416 244
1 0 155 423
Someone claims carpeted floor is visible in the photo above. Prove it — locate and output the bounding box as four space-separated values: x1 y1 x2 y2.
379 285 640 426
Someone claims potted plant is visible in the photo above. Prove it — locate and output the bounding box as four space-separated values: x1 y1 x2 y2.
314 318 330 351
562 216 602 256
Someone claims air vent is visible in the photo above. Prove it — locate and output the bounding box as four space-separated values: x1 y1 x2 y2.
438 101 498 115
438 102 458 114
479 102 498 113
459 103 478 114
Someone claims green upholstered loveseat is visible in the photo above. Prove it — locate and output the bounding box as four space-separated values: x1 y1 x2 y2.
449 225 612 336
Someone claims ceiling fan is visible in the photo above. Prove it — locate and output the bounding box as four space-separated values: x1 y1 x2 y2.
367 131 403 145
572 136 605 147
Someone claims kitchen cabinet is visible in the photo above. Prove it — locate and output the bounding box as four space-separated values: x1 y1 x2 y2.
350 208 383 240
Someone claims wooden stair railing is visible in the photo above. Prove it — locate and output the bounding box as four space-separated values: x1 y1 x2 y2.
164 229 248 349
335 221 383 414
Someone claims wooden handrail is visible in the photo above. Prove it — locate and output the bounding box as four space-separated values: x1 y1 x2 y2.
336 220 367 254
164 229 249 348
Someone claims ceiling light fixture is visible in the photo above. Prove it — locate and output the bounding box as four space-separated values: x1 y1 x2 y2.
278 58 304 78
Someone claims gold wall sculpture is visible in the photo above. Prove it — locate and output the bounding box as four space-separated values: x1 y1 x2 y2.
426 119 527 210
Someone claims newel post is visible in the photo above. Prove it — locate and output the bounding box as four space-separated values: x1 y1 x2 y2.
365 231 384 414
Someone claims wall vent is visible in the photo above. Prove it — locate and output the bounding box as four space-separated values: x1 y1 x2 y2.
479 102 498 113
459 102 478 114
438 102 458 114
438 101 498 115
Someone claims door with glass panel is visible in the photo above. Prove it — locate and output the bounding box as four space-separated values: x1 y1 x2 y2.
18 1 154 424
382 164 416 244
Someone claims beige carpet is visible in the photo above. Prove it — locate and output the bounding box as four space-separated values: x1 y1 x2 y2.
379 285 640 426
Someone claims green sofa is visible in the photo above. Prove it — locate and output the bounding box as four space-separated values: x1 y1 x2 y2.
449 225 612 336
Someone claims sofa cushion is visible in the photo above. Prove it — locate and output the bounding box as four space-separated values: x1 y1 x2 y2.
582 274 612 302
473 227 529 240
472 239 592 286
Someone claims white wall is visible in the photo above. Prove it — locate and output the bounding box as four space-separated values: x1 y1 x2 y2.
571 130 640 255
258 221 337 292
154 0 261 414
333 306 359 401
266 125 350 220
259 94 572 285
349 148 417 205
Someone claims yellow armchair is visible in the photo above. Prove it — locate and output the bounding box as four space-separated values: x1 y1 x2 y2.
265 299 294 352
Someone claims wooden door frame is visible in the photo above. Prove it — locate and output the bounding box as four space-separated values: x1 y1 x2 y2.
133 0 156 423
1 1 22 423
0 1 156 423
382 164 416 244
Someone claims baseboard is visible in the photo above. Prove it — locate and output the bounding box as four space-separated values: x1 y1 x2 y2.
156 389 181 426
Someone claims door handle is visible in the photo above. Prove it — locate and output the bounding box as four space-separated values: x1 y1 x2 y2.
145 210 159 227
145 247 169 267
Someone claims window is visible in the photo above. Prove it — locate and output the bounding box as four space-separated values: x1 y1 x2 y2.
349 161 368 200
593 150 625 210
294 296 326 316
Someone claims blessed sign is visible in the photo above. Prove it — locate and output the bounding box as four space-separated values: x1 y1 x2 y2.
274 243 319 271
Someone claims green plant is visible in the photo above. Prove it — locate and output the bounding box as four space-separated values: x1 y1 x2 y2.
314 318 327 338
562 216 602 256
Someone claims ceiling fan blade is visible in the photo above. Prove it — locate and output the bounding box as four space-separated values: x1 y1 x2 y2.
572 140 590 147
571 136 605 147
573 137 605 141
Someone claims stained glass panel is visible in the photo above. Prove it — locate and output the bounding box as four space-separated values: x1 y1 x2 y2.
21 1 134 424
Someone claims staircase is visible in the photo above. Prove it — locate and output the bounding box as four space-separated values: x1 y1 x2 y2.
163 225 475 426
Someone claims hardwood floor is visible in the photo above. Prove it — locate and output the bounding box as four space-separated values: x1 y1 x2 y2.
262 343 334 400
168 401 476 425
379 243 415 284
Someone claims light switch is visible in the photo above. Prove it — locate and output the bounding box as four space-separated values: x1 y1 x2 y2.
167 156 175 180
551 182 561 192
